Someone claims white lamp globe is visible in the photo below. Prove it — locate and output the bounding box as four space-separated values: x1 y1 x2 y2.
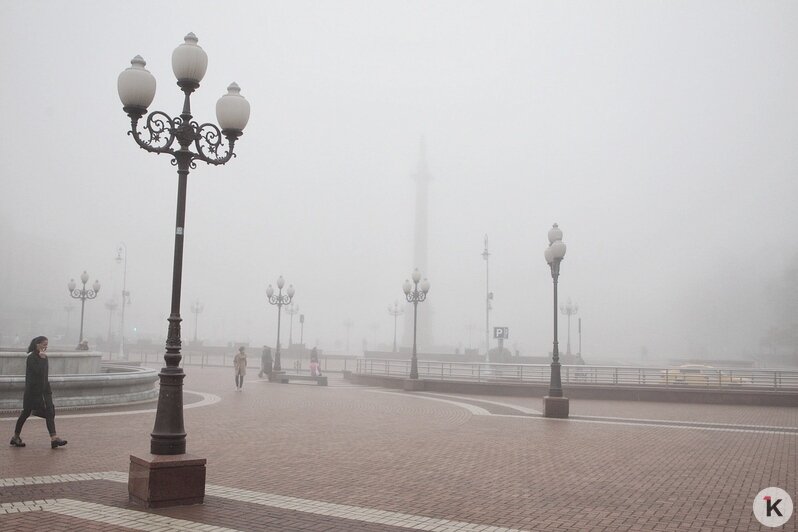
172 33 208 85
548 223 563 245
118 55 156 112
550 240 567 260
216 83 250 133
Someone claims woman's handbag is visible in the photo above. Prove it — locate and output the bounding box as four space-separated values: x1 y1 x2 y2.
32 395 54 418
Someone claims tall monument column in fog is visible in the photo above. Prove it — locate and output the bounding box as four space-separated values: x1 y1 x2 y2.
402 140 433 351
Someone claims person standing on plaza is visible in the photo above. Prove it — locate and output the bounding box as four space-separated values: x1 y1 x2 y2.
309 347 321 377
9 336 68 449
233 346 247 391
258 346 273 378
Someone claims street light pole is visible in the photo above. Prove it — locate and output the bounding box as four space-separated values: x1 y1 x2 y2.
387 301 403 353
116 243 130 360
299 314 305 346
482 234 491 362
403 269 430 379
266 276 295 372
118 32 249 463
560 298 579 357
284 303 299 347
68 271 101 350
105 299 119 356
543 223 569 418
190 300 204 343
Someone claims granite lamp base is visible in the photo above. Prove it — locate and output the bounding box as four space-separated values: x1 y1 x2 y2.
543 396 570 418
128 452 206 508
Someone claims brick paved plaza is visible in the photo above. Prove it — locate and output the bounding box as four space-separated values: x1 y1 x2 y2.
1 365 795 531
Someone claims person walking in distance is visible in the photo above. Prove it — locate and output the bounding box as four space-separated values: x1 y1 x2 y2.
9 336 68 449
309 347 321 377
234 346 247 391
258 346 273 378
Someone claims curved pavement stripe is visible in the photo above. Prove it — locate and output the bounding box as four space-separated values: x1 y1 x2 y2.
366 390 491 415
1 472 530 531
0 390 220 421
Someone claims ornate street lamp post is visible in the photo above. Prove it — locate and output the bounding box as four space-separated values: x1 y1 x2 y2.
560 298 579 357
543 223 569 418
68 271 101 350
387 300 403 353
266 276 294 372
115 244 131 360
118 32 249 507
403 269 430 379
190 300 204 343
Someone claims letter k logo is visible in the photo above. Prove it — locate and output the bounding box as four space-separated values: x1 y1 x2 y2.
764 496 783 517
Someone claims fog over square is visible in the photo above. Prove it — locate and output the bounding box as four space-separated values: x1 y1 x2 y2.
1 1 796 364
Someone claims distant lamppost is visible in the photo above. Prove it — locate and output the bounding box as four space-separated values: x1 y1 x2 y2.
115 244 131 360
403 268 430 379
118 32 249 505
387 301 403 353
482 234 492 361
560 298 579 356
543 223 569 418
266 276 295 372
190 300 204 343
105 299 119 355
299 314 305 345
284 303 299 347
68 271 101 350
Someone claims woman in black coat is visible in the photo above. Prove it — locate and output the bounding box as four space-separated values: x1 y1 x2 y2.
9 336 67 448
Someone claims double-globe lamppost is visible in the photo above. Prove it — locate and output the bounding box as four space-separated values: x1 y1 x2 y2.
403 268 430 380
118 32 250 507
266 276 295 373
68 271 101 350
387 300 404 353
543 223 569 418
115 243 131 360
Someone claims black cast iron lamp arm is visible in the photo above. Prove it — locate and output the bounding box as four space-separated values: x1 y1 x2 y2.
118 33 250 456
266 277 295 372
403 269 430 380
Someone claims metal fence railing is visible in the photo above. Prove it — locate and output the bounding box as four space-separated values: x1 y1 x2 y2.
126 351 359 374
355 359 798 390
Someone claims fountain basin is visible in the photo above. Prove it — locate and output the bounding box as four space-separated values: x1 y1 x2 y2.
0 357 158 409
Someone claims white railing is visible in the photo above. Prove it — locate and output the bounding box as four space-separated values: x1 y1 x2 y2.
355 359 798 390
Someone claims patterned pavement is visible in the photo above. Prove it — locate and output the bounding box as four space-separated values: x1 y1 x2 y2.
1 365 796 531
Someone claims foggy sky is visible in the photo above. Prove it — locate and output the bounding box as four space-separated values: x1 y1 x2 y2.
1 1 797 363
